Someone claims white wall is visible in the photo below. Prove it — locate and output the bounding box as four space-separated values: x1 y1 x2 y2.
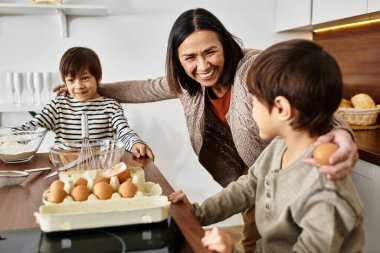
0 0 311 226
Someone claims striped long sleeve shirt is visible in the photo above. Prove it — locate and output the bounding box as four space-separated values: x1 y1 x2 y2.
23 96 145 151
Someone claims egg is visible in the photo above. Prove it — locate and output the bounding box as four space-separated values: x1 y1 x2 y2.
117 169 131 183
118 178 137 198
93 181 113 200
313 143 338 166
47 189 66 203
94 177 110 185
71 185 91 201
50 180 65 191
73 177 88 187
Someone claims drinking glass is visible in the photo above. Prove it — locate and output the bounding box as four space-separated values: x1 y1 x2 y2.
43 72 52 101
26 72 35 105
33 72 43 105
6 72 15 104
13 72 24 105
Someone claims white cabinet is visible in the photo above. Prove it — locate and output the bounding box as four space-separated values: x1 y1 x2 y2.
0 3 107 37
368 0 380 12
351 159 380 253
275 0 312 32
312 0 368 24
276 0 380 31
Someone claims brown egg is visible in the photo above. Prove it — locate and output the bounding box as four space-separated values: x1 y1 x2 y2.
117 169 131 183
313 143 339 166
118 178 137 198
93 181 113 200
50 180 65 191
71 185 91 201
95 177 110 185
47 189 66 203
74 177 88 187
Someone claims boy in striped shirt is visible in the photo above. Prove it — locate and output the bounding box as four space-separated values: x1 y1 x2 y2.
22 47 154 160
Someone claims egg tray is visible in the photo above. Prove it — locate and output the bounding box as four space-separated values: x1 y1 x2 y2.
35 168 171 233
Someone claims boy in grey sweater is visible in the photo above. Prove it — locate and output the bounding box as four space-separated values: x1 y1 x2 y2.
169 39 364 253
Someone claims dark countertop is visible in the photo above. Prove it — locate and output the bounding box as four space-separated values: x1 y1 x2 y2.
354 129 380 166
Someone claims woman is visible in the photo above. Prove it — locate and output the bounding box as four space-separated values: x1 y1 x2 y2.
55 8 358 252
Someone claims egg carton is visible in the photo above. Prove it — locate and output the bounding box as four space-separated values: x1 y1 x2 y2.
35 168 170 232
35 195 170 232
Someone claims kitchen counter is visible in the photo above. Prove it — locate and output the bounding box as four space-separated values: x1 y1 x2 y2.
0 153 212 253
354 129 380 166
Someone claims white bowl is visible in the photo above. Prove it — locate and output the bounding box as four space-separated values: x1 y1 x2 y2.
0 127 48 163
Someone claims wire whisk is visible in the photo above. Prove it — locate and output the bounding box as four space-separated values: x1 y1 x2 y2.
77 112 97 171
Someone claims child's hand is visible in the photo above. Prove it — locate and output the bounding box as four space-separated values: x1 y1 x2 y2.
131 143 155 160
168 190 192 209
201 227 234 253
53 83 68 96
303 129 358 180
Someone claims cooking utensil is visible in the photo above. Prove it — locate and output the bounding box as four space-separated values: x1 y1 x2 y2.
0 167 51 187
77 112 96 171
44 156 84 179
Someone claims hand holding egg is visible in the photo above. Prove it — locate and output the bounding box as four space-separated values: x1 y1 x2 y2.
313 143 339 166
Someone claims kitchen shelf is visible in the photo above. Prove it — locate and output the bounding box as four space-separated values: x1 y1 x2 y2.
0 3 107 37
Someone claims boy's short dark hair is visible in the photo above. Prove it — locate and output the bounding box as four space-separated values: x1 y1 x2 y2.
59 47 102 84
247 39 342 136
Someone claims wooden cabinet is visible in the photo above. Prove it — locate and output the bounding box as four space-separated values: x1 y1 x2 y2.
275 0 312 32
351 159 380 252
312 0 367 24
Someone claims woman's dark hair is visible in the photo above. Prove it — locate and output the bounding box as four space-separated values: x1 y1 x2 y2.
59 47 102 84
247 39 342 136
166 8 243 96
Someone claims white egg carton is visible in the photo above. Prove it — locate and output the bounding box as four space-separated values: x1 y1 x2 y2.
35 195 170 232
34 167 171 232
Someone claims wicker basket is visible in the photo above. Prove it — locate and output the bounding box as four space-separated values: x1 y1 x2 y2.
337 105 380 126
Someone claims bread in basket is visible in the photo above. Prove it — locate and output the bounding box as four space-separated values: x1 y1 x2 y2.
337 105 380 126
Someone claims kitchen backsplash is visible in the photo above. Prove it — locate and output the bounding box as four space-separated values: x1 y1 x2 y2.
313 21 380 106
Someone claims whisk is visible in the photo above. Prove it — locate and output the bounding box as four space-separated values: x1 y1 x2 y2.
76 112 97 171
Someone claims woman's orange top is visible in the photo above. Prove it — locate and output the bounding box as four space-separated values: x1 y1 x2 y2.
205 86 232 128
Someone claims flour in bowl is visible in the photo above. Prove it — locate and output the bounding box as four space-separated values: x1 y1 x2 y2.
0 137 37 161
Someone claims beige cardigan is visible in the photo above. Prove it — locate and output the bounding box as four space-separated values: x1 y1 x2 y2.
99 49 269 170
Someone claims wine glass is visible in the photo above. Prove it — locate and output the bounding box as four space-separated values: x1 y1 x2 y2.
26 72 35 105
6 72 15 104
13 72 24 105
43 72 52 101
33 72 43 105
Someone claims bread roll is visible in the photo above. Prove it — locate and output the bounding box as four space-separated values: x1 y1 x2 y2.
339 98 353 108
351 93 375 109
